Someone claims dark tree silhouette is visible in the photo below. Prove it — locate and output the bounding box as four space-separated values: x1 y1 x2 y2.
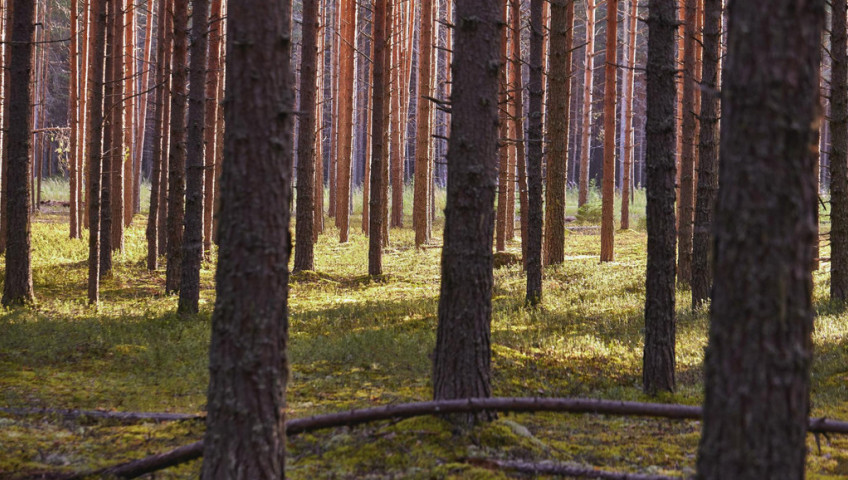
200 0 294 475
696 0 824 477
831 0 848 302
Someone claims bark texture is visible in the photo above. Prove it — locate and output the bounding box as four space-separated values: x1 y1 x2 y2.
178 0 210 314
199 0 293 475
294 0 319 272
368 0 387 275
525 0 544 304
3 0 36 306
165 0 188 293
146 0 168 271
690 0 720 307
86 0 106 303
696 0 824 477
543 0 573 265
676 0 696 284
599 0 618 263
431 0 502 424
413 0 433 246
832 0 848 302
642 0 677 395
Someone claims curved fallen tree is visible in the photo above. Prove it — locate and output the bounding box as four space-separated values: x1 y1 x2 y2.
61 396 848 479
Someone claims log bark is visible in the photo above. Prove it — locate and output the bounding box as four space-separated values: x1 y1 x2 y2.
469 459 681 480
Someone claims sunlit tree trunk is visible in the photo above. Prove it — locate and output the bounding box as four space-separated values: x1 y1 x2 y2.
334 0 355 241
509 0 527 266
413 0 434 246
599 0 618 262
578 0 595 207
676 0 697 283
620 0 638 230
69 0 80 239
295 0 319 271
496 0 509 253
109 0 124 252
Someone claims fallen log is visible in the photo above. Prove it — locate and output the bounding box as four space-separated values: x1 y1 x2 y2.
62 396 848 479
0 407 201 423
468 458 682 480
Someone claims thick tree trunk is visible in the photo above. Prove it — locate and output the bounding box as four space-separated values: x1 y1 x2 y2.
165 0 188 293
86 0 106 303
2 0 35 306
0 0 13 255
543 0 573 265
177 0 210 314
831 0 848 302
599 0 618 263
294 0 319 272
695 1 823 477
690 0 720 307
432 0 501 425
642 0 677 395
368 0 388 275
578 0 595 207
525 0 543 303
199 0 293 474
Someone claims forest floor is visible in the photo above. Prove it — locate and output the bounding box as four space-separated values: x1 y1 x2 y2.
1 186 848 479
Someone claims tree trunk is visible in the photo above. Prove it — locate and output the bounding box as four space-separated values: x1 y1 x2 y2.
642 0 677 395
368 0 388 275
432 0 501 425
157 14 171 258
696 1 823 478
413 0 433 246
831 0 848 302
620 0 637 230
100 0 114 276
146 0 168 271
525 0 544 304
577 0 595 207
599 0 618 263
690 0 720 307
69 0 80 239
134 0 154 215
294 0 319 272
165 0 188 293
202 0 222 255
199 0 293 474
0 0 13 255
509 0 528 267
123 0 135 227
335 0 355 242
2 0 35 306
496 1 509 253
543 0 573 265
675 0 696 283
86 0 106 303
110 0 124 252
177 0 209 314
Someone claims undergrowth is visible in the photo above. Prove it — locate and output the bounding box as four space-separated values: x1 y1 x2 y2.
0 185 846 479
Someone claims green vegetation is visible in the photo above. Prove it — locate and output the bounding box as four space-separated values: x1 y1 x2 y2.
0 184 845 478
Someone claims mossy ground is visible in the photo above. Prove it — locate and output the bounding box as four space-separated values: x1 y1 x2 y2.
1 183 847 479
